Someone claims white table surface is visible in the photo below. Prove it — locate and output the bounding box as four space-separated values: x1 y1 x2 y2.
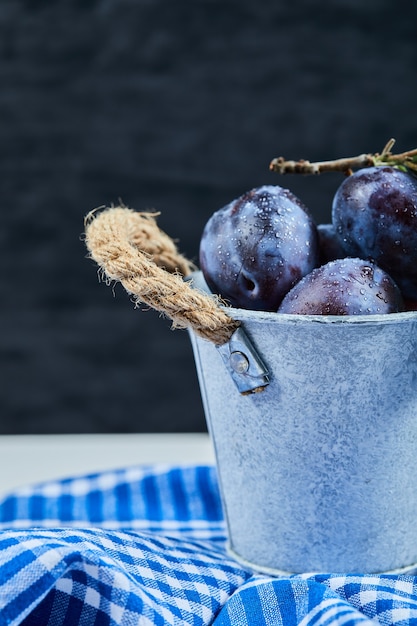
0 433 215 496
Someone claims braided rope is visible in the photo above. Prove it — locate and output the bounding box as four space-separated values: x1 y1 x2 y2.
84 206 239 345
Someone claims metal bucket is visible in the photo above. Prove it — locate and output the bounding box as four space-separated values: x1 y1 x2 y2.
188 275 417 574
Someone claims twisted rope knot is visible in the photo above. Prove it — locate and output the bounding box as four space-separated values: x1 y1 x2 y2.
84 206 239 345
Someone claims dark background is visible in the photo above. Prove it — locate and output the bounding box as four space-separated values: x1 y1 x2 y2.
1 0 417 433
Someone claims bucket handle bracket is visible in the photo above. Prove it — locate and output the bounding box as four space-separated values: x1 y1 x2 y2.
216 326 269 395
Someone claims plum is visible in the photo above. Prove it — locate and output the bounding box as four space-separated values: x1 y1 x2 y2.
278 257 404 315
332 166 417 299
317 223 347 265
199 185 319 311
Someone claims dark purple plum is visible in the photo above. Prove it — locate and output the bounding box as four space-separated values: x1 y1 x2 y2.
405 299 417 311
332 166 417 299
199 185 319 311
317 223 347 265
278 257 404 315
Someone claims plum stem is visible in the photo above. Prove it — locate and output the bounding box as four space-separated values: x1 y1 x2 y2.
269 138 417 175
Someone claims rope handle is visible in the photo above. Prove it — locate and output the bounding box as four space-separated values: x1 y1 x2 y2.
84 206 240 345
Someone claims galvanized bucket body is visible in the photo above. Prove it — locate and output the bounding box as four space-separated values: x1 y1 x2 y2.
189 304 417 574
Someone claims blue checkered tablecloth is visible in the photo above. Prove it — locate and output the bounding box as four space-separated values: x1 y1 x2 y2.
0 464 417 625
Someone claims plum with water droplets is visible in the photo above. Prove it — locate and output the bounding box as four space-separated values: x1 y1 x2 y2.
278 257 404 315
199 185 319 311
332 166 417 299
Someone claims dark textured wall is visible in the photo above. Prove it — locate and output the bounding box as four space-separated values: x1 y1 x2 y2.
1 0 417 433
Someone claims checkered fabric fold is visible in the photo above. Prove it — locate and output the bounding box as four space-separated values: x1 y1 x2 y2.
0 464 417 625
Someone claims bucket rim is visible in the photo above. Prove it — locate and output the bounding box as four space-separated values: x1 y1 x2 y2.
224 307 417 327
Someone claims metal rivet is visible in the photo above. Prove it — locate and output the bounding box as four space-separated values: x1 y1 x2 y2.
229 351 250 374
